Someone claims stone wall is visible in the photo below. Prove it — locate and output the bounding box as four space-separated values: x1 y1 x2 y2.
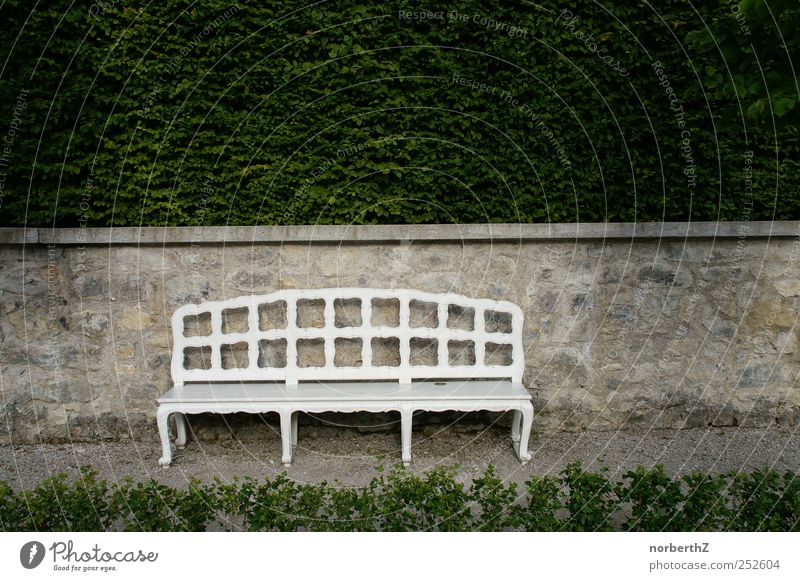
1 222 798 444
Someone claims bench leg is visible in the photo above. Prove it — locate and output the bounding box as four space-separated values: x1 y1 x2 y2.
175 413 188 450
291 412 298 447
514 403 533 463
400 407 413 466
511 410 522 443
280 409 294 467
157 406 172 468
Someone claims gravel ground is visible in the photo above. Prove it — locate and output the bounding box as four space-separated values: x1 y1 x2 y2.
2 426 799 490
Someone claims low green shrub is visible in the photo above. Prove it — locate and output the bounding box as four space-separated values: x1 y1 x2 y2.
727 469 800 532
4 467 111 532
560 462 618 531
512 474 563 531
1 463 797 532
617 464 684 531
111 477 217 532
676 472 732 531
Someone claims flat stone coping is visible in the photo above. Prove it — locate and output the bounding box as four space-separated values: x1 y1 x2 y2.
0 221 798 245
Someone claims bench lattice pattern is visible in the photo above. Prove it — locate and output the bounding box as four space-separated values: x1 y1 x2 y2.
172 288 524 386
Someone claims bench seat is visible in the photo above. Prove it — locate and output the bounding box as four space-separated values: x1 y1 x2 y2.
158 379 530 403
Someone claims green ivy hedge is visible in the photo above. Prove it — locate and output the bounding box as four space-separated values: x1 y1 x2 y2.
0 1 797 227
2 463 798 531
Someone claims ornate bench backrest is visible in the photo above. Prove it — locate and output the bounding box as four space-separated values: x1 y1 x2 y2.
171 288 524 386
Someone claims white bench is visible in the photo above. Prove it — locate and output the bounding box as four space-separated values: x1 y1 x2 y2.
156 288 533 467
